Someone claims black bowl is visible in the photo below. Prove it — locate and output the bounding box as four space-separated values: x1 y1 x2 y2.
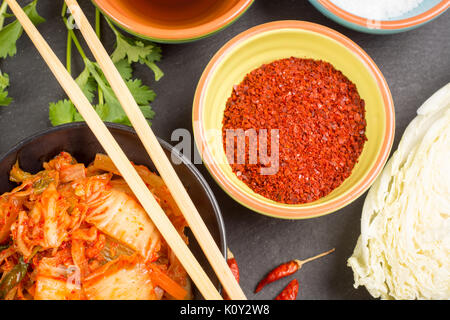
0 122 226 299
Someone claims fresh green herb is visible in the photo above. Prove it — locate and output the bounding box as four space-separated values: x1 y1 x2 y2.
49 57 157 126
0 70 11 106
0 0 45 58
49 99 78 126
49 5 162 126
0 0 45 106
0 1 8 30
107 18 164 82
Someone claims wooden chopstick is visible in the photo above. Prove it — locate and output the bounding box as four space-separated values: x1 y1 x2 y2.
64 0 247 300
5 0 223 300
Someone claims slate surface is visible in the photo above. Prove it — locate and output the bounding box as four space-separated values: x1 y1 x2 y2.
0 0 448 300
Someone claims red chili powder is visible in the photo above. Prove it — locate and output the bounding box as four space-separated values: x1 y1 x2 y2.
222 57 367 204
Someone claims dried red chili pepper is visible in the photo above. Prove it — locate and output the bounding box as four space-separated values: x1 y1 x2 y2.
222 57 367 204
226 248 240 283
255 248 335 293
223 248 240 300
275 279 299 300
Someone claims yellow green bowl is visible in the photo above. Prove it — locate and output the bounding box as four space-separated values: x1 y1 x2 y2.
193 21 395 219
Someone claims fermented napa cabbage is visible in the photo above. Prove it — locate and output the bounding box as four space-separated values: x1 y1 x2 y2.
348 83 450 300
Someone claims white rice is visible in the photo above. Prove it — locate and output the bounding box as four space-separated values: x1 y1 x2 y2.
329 0 425 20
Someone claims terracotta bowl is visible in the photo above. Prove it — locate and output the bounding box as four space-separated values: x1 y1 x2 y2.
92 0 254 43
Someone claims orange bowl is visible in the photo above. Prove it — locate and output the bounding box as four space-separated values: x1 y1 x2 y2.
92 0 254 43
193 21 395 219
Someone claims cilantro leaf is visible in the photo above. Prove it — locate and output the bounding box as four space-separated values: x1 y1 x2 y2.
0 71 12 106
0 71 9 90
0 92 11 106
141 58 164 81
21 0 45 25
111 35 153 64
114 59 132 81
85 59 127 123
49 57 155 127
126 79 155 105
75 66 97 103
119 105 154 126
144 46 162 63
139 105 155 122
85 60 156 125
0 72 9 88
94 103 110 121
139 46 163 81
48 12 158 127
73 110 84 122
0 0 45 58
48 66 96 125
107 20 163 81
49 99 76 125
49 99 84 125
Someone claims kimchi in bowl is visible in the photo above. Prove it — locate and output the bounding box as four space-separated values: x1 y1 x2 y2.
0 122 226 300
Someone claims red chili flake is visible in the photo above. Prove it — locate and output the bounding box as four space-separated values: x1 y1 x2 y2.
222 57 367 204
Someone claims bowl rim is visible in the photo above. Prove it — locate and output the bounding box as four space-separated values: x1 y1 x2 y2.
92 0 254 43
192 20 395 219
0 122 227 258
314 0 449 30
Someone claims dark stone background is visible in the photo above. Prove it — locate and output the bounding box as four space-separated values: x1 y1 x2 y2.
0 0 448 299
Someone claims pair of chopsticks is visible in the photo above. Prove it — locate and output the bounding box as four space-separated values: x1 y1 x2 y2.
5 0 246 300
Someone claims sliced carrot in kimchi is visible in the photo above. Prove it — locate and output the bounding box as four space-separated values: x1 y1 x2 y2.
148 263 188 300
83 255 158 300
86 189 161 261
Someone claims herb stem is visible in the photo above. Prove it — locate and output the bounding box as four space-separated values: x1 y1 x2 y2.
143 59 164 82
69 28 87 60
105 16 119 36
66 31 72 75
95 8 101 37
61 2 67 18
0 1 8 31
63 17 87 61
95 8 104 105
62 2 72 75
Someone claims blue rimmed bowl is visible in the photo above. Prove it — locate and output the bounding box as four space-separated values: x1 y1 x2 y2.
309 0 449 34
